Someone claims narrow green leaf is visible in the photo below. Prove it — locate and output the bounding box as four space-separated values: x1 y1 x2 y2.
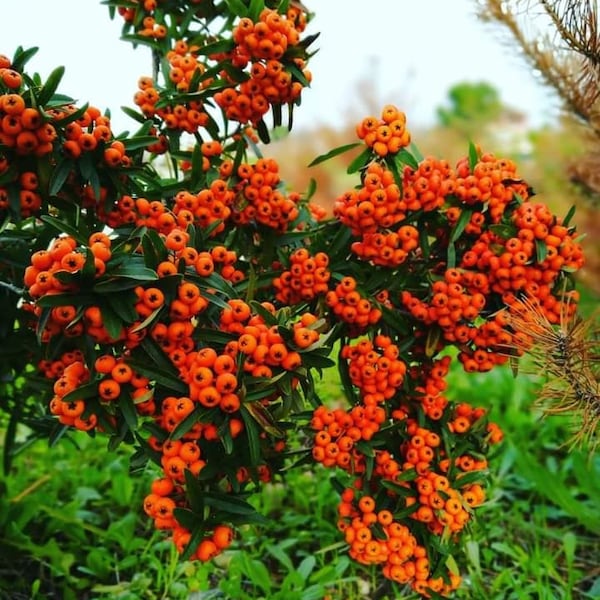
108 265 159 281
48 157 74 196
468 141 479 171
105 293 138 323
96 303 123 341
326 224 352 260
36 293 96 308
184 468 206 515
139 337 178 375
455 470 488 487
304 177 317 202
266 544 294 571
11 46 39 72
308 143 361 168
297 555 316 582
240 405 262 466
385 156 402 189
535 238 548 263
37 66 66 107
119 393 138 431
562 204 576 227
446 242 456 269
222 0 248 17
62 382 100 404
410 142 424 163
119 106 148 125
248 0 265 22
171 406 205 441
256 118 270 144
129 361 188 394
346 146 372 175
204 491 258 516
396 148 419 170
449 208 473 243
178 519 205 562
243 402 285 438
39 215 88 245
287 62 310 87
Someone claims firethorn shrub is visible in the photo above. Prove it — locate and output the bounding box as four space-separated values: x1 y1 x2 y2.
0 1 588 598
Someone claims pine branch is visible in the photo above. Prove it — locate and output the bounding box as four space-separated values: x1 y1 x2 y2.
504 295 600 453
476 0 600 122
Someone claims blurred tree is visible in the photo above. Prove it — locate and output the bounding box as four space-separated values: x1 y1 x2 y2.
436 81 504 135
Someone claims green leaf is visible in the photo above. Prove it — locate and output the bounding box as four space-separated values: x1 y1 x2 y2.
118 393 139 431
175 508 203 537
410 142 424 163
562 204 576 227
396 148 419 170
93 277 147 293
36 293 96 308
171 405 205 441
446 242 456 269
468 141 479 171
384 153 403 189
240 405 262 467
326 223 352 259
105 293 138 323
287 62 311 88
184 468 206 515
256 118 270 144
266 543 294 571
238 554 272 594
129 361 188 394
55 102 90 126
203 491 259 516
36 66 66 107
97 302 124 341
119 106 148 125
455 470 488 487
449 208 473 243
138 337 179 375
346 146 372 175
39 215 88 245
249 300 278 327
48 157 74 196
308 143 361 168
243 402 285 438
11 46 39 72
143 227 169 264
107 264 159 281
297 555 316 581
248 0 265 22
223 0 248 17
62 382 100 404
535 238 548 263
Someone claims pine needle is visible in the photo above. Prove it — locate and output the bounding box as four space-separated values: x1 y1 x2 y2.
504 295 600 452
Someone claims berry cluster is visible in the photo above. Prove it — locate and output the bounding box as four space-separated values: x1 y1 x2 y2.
333 162 404 235
272 248 330 304
325 276 383 329
355 104 411 157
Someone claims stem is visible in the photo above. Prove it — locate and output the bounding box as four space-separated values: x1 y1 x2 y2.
0 280 24 295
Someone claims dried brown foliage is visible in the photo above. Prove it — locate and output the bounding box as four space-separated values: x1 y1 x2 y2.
505 294 600 452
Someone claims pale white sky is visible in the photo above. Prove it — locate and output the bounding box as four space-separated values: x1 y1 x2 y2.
1 1 561 135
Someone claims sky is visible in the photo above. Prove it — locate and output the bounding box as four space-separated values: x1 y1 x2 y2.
0 1 562 135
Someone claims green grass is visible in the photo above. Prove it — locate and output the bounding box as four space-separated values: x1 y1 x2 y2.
445 363 600 599
2 325 600 599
